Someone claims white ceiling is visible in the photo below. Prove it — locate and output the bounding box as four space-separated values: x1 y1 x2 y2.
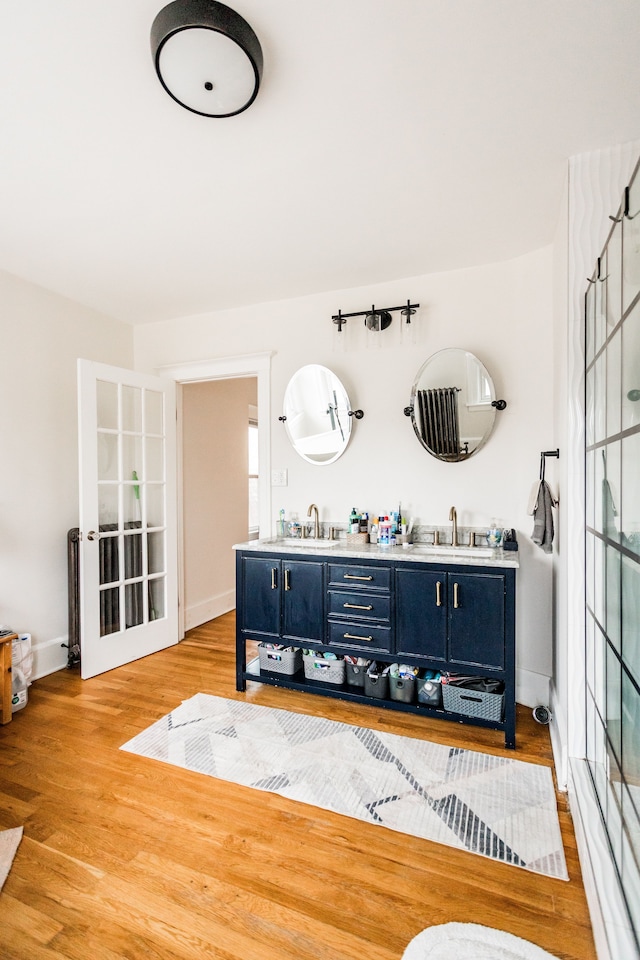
1 1 640 325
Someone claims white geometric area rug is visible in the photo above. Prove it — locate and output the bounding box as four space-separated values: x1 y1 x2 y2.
121 694 568 881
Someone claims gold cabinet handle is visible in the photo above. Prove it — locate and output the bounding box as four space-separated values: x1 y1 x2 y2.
343 603 373 610
271 567 277 589
284 569 291 591
344 574 373 581
435 581 442 607
453 582 460 609
343 633 374 642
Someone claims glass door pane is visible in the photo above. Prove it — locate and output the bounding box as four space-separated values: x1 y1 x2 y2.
94 383 169 638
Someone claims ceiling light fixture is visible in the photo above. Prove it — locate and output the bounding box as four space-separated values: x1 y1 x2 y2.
151 0 263 117
332 300 419 333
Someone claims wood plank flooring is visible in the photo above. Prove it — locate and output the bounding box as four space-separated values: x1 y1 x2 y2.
0 613 596 959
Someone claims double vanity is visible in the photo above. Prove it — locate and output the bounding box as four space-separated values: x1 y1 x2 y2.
235 537 518 748
242 343 517 745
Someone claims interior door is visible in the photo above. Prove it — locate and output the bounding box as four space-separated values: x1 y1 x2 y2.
78 359 178 679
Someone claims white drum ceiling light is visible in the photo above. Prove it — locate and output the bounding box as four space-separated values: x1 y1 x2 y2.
150 0 263 117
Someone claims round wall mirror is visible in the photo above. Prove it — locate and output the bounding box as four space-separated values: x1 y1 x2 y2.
408 349 498 461
282 364 353 464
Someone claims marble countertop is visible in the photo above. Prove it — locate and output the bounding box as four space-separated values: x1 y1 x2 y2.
233 537 519 568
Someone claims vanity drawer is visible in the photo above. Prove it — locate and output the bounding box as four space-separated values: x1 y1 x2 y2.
328 563 391 592
328 590 391 623
328 621 392 653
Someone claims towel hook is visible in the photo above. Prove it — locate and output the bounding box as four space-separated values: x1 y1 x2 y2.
587 257 609 284
609 186 639 223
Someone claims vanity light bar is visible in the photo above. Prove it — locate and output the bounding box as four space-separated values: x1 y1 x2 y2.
332 300 419 333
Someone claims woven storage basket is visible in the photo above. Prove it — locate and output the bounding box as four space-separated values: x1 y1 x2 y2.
346 532 369 545
258 644 302 676
442 683 504 722
303 653 345 685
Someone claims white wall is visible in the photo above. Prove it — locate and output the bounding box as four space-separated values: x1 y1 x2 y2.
182 378 256 629
135 247 555 705
0 269 133 678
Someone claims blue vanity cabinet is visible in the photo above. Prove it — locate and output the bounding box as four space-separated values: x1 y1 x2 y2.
395 567 507 670
242 555 281 638
395 567 448 662
327 560 393 655
448 571 506 670
282 559 325 644
236 546 517 748
240 554 324 643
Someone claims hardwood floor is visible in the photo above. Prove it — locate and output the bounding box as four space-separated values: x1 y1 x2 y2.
0 613 596 960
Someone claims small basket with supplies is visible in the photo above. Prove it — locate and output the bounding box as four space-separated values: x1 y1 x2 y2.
345 656 371 687
442 675 505 722
416 669 443 707
258 643 302 676
364 661 391 699
389 663 418 704
303 650 346 685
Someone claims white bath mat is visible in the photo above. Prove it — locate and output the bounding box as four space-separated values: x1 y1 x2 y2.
402 922 562 959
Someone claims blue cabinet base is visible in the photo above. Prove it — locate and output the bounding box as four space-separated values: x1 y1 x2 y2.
235 549 517 749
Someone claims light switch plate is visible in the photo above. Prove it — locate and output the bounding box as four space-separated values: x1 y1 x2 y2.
271 469 288 487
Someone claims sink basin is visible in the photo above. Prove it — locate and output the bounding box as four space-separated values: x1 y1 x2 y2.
278 538 339 548
409 544 496 558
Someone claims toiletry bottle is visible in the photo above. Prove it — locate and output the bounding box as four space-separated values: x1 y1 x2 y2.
349 507 359 533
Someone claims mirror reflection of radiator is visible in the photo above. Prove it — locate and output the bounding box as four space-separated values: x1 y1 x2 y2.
417 387 461 459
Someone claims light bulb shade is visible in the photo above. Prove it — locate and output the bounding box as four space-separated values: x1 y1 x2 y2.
151 0 263 117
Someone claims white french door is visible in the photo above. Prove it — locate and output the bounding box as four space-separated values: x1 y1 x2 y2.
77 360 178 679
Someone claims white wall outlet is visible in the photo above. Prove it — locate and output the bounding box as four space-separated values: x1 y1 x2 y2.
271 468 288 487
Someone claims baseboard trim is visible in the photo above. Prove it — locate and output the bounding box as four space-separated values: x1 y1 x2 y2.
515 667 550 710
185 591 235 630
549 683 568 790
31 636 69 680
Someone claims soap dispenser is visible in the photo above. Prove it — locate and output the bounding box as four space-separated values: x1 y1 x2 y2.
486 519 502 549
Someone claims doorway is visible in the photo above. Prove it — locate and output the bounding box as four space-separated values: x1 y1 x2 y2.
159 352 273 637
181 377 257 629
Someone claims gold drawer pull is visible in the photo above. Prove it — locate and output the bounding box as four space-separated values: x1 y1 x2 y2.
344 574 373 581
436 581 442 607
284 569 291 591
343 633 374 642
453 582 460 609
271 567 277 589
343 603 373 610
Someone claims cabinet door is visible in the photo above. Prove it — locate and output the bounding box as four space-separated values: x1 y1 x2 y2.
395 568 448 662
282 560 325 643
242 557 281 636
448 572 505 669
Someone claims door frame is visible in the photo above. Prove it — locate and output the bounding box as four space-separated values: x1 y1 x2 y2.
159 352 273 639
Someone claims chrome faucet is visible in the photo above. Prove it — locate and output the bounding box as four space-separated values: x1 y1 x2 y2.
449 506 458 547
307 503 320 539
